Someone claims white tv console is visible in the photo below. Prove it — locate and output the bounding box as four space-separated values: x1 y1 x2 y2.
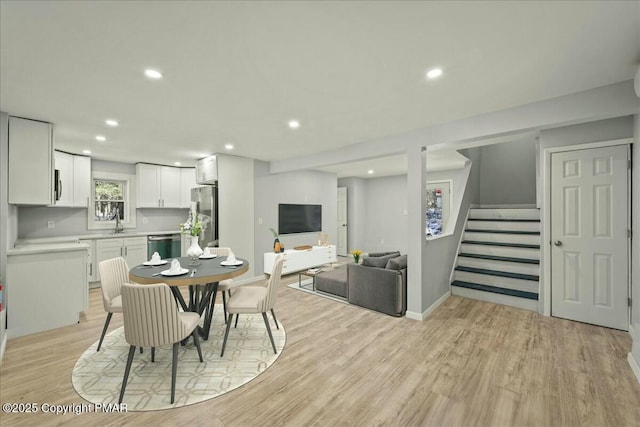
264 245 337 275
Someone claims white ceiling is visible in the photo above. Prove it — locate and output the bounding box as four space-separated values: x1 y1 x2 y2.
1 1 639 178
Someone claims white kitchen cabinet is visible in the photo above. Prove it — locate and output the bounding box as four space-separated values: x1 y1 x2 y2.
73 155 91 207
79 239 97 283
136 163 182 208
180 167 197 208
95 236 147 281
8 116 54 205
7 245 87 337
53 151 90 207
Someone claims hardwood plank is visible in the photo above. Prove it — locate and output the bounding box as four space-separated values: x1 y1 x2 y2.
1 263 639 426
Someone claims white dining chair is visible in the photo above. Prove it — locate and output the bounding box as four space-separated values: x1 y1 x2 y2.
220 254 284 357
97 257 129 351
207 246 242 322
119 282 203 404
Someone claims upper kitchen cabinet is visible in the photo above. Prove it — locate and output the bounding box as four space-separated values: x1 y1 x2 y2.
136 163 182 208
180 167 197 208
54 151 91 207
8 116 54 205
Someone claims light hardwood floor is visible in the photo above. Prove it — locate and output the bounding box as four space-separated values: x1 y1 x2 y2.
1 266 639 427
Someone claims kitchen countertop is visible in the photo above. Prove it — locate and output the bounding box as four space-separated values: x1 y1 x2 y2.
8 242 91 256
14 230 181 246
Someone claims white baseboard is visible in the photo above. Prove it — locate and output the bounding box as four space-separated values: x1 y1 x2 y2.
628 352 640 385
406 291 450 321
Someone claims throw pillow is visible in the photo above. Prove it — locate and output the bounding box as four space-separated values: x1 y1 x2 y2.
362 252 400 268
386 254 407 270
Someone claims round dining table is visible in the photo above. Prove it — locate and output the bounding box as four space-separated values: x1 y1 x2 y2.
129 256 249 340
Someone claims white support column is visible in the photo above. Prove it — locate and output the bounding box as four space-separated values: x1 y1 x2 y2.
406 144 426 320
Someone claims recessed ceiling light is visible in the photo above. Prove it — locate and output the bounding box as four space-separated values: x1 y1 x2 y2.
288 120 300 129
368 169 374 175
95 135 106 142
426 68 443 79
105 119 119 127
224 143 234 150
174 161 181 166
144 69 163 79
82 149 91 155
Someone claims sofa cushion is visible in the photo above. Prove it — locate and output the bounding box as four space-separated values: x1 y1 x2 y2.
367 251 400 258
362 252 400 268
315 268 348 298
386 254 407 270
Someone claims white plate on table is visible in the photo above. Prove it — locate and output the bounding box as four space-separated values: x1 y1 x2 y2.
160 268 189 276
199 254 218 259
220 260 243 266
143 260 168 266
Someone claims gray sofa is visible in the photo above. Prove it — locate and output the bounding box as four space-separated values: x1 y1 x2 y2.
347 251 407 317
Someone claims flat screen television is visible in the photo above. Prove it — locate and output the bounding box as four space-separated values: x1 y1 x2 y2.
278 203 322 234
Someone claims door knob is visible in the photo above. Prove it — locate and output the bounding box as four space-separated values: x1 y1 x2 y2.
554 240 563 246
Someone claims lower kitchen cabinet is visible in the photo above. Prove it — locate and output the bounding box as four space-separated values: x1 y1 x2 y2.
7 246 87 338
95 236 147 281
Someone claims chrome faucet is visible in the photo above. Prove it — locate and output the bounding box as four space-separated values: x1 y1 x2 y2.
114 211 125 234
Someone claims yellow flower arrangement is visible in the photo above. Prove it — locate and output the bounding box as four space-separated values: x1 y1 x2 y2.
350 249 362 264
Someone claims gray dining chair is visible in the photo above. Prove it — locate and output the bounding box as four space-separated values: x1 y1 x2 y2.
220 254 284 357
119 282 203 404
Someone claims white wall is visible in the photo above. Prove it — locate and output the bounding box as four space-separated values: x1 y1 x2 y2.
0 111 10 362
479 137 537 205
363 175 408 254
337 177 367 253
217 154 255 278
632 114 640 379
254 163 337 275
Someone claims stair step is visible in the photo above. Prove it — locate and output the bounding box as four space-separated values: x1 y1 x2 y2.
468 208 540 220
465 229 540 235
454 266 539 281
460 243 540 260
458 253 539 265
463 232 540 245
467 218 540 222
462 240 540 249
451 280 538 300
467 220 540 232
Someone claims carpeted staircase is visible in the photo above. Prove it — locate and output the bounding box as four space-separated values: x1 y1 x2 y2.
451 208 540 311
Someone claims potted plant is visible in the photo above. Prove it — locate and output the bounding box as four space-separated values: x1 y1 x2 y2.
269 227 282 253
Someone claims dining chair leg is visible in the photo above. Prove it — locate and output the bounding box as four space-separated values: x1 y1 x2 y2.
234 313 239 328
171 342 179 404
192 330 203 362
270 308 280 330
262 312 277 354
118 345 136 404
97 312 113 351
220 313 234 357
140 347 143 354
222 291 228 324
151 347 156 363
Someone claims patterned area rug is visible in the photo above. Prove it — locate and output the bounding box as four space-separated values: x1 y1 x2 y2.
72 310 285 411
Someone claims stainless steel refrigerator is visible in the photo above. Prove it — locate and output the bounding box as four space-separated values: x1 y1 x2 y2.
191 185 219 247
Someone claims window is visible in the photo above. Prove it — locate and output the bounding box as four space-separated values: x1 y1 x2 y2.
426 180 451 239
94 180 125 222
88 172 136 230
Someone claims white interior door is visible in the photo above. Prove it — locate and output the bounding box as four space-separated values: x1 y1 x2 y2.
551 144 629 330
337 186 348 256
